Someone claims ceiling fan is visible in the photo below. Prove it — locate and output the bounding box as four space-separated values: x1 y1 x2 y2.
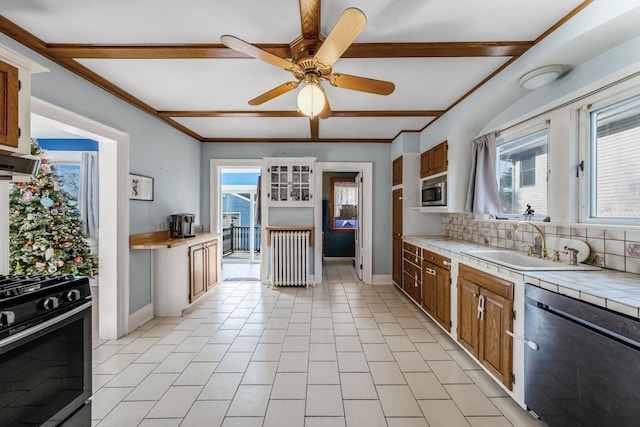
220 6 395 118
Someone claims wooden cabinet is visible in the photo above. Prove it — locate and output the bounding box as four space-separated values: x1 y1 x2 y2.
392 188 403 287
457 264 514 390
422 249 451 332
402 242 422 304
420 141 448 178
392 155 403 186
0 60 19 149
265 158 315 205
189 239 218 303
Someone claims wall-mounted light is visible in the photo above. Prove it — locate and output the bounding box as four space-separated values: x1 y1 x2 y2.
519 65 565 90
297 73 326 117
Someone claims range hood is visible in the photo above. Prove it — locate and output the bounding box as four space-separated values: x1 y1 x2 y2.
0 153 39 180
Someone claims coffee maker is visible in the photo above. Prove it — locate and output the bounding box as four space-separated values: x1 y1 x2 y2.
169 213 196 238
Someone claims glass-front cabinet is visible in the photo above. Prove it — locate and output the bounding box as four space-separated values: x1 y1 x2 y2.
265 158 315 206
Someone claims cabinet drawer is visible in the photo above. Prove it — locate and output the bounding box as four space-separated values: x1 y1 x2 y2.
403 250 421 265
422 249 451 271
403 260 422 283
403 242 421 257
459 264 513 300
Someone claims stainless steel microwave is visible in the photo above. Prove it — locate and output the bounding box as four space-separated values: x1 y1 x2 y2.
421 176 447 206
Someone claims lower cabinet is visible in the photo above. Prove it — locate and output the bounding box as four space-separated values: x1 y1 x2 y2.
402 242 422 304
457 264 514 390
189 239 218 303
422 249 451 332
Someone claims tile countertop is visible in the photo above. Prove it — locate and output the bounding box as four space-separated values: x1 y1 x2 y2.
404 235 640 319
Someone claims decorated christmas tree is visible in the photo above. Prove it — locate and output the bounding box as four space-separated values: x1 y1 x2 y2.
8 140 98 277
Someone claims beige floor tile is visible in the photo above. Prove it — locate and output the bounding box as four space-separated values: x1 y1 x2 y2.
208 329 240 344
229 336 260 352
358 329 385 343
199 372 243 399
377 385 423 416
238 323 265 337
372 312 397 323
386 418 429 427
467 416 513 427
105 363 157 387
181 400 230 427
368 361 406 385
309 343 337 361
340 372 378 399
216 352 252 372
354 318 379 329
428 361 473 384
283 335 310 352
378 323 406 336
448 349 481 370
333 322 359 336
241 361 278 385
264 399 305 427
221 416 264 427
138 418 182 426
337 352 369 372
396 317 424 329
310 329 336 343
445 384 502 416
304 417 346 427
290 312 312 323
393 351 431 372
94 353 139 375
124 373 179 401
312 317 334 329
227 385 272 416
307 361 340 384
405 372 450 399
490 397 546 427
157 330 191 346
415 342 453 361
251 343 283 361
278 351 309 372
146 385 202 418
97 401 154 426
119 337 160 354
404 329 437 343
385 335 417 352
344 400 387 427
418 399 469 427
335 336 362 352
174 361 217 386
193 343 229 362
91 387 133 420
306 385 344 416
259 329 287 343
362 343 395 361
271 372 307 399
466 369 509 397
287 322 312 336
153 352 196 373
332 312 354 323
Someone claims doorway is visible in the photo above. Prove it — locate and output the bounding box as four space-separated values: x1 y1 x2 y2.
211 161 263 281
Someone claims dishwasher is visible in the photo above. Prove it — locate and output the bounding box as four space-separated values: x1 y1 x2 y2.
524 284 640 427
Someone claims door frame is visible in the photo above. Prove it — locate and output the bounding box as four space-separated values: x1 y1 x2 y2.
314 162 372 284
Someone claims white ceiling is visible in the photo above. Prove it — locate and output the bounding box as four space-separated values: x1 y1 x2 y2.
0 0 597 142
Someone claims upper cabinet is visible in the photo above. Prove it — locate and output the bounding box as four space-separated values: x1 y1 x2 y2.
420 141 448 178
392 155 403 186
0 45 48 155
265 157 315 206
0 60 19 150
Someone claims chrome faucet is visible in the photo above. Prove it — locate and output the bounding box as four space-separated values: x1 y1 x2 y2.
564 246 579 265
513 222 547 259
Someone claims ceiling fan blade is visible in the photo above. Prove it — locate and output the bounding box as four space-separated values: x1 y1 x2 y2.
329 73 395 95
221 35 302 74
318 94 331 119
248 81 300 106
313 8 366 70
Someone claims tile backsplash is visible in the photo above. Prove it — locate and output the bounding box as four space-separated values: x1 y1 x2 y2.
442 213 640 274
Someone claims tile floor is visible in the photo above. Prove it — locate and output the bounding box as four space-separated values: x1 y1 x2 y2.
91 262 544 427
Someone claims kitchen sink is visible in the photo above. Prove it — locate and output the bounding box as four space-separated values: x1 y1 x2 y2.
461 249 601 271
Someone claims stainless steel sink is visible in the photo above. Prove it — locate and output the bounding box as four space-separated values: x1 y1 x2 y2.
461 249 601 271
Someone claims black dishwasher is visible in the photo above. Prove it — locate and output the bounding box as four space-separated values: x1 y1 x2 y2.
525 284 640 427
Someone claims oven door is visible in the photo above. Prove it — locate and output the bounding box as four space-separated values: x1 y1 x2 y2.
0 301 92 427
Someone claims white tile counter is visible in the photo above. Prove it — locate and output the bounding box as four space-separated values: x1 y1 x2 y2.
404 235 640 318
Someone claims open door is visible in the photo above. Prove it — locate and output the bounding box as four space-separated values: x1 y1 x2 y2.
355 172 364 281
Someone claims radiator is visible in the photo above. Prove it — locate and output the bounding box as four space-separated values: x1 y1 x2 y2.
270 230 312 287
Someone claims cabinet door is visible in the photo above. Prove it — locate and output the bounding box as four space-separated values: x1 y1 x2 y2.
479 288 513 389
457 277 480 357
392 156 403 186
392 188 403 287
420 150 431 178
421 264 435 315
392 236 402 287
189 244 206 302
205 240 218 290
433 264 451 332
0 60 19 149
431 141 448 175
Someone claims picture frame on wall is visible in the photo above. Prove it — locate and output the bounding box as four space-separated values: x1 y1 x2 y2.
129 173 154 201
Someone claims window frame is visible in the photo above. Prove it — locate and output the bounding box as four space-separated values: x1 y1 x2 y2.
579 88 640 225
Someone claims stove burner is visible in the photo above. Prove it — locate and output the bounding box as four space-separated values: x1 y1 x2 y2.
0 275 75 301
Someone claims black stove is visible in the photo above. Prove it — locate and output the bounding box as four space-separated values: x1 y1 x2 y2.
0 274 91 340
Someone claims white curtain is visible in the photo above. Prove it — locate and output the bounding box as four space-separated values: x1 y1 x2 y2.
464 132 501 215
78 152 99 238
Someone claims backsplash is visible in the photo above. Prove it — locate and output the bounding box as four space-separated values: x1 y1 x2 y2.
441 213 640 274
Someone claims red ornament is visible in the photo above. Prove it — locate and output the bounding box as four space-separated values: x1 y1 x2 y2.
27 240 33 245
74 256 83 263
40 158 47 164
54 241 59 245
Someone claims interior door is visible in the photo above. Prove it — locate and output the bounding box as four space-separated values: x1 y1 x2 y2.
355 172 363 280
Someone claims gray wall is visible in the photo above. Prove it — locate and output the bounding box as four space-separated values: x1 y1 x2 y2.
0 34 202 313
200 142 392 275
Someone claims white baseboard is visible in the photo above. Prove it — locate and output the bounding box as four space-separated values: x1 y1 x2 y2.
128 303 154 333
371 274 393 285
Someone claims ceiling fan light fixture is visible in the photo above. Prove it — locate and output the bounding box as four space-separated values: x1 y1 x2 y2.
297 82 326 117
519 65 564 90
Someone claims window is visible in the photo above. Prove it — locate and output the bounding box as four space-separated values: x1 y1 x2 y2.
589 94 640 219
330 177 358 231
497 127 548 215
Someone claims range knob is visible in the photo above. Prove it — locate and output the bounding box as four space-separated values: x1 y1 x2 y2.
65 289 81 302
41 296 60 311
0 310 16 327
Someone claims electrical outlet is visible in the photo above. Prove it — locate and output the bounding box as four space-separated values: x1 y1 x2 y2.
157 221 164 230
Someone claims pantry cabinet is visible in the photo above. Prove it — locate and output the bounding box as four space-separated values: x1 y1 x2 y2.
422 249 451 332
189 239 218 303
457 264 514 389
265 158 315 206
392 188 403 287
392 155 403 186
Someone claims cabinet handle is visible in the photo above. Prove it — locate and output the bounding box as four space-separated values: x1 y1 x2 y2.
477 295 485 320
442 260 450 266
425 268 436 276
506 329 539 351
